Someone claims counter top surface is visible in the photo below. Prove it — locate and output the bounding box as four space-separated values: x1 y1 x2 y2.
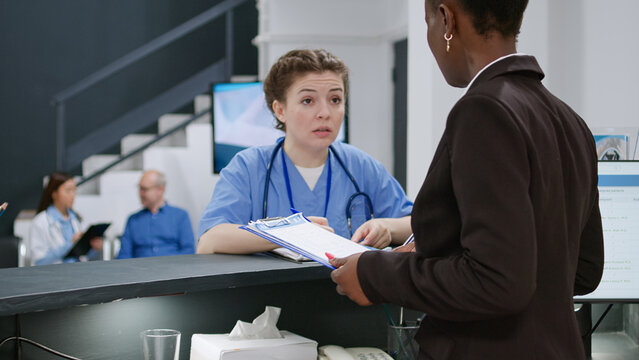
0 254 329 316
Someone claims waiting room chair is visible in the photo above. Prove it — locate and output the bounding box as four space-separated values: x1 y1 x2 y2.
0 236 27 268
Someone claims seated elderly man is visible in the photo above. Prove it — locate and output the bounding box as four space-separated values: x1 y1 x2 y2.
117 170 195 259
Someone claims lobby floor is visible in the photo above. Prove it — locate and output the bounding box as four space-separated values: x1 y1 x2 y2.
592 332 639 360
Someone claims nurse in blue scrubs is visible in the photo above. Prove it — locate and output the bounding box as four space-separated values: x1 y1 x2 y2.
197 49 413 255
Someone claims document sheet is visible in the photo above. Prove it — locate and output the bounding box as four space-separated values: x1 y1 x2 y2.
241 213 371 269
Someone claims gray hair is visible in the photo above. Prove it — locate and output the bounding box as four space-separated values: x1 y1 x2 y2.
145 169 166 187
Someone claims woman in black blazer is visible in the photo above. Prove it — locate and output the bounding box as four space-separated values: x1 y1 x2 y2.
329 1 604 359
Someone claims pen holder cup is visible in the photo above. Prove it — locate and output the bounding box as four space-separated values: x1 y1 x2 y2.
387 323 419 360
140 329 181 360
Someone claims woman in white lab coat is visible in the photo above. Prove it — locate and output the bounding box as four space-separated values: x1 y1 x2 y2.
28 172 102 265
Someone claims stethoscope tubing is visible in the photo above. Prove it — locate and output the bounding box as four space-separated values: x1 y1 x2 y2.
262 139 374 235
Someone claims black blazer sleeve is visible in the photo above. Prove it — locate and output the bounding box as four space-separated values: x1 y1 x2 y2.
574 191 604 295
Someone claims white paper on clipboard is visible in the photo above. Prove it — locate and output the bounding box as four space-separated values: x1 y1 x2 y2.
240 213 371 269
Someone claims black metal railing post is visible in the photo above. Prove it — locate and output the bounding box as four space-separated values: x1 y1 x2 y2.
225 9 234 80
55 102 66 171
76 107 211 187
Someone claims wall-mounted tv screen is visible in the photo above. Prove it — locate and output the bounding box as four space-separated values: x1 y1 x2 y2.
211 82 348 173
574 160 639 302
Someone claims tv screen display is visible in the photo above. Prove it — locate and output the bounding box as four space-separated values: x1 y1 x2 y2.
211 82 347 173
574 160 639 302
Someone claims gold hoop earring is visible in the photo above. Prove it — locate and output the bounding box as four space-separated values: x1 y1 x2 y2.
444 33 453 53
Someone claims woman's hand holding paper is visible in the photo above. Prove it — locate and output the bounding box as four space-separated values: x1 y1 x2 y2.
329 253 372 306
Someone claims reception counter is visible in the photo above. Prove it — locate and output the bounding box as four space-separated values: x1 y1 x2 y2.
0 254 402 359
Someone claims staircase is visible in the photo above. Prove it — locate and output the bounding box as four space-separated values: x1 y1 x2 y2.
11 0 251 261
14 95 220 251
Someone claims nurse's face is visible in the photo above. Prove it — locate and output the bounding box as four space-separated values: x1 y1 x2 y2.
273 71 345 154
51 179 76 210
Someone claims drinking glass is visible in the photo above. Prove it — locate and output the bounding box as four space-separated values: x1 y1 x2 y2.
387 323 419 360
140 329 181 360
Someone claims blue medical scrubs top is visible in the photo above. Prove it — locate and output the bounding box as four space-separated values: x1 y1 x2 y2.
198 141 413 239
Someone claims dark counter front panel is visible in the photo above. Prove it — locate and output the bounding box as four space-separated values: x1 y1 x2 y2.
0 254 397 359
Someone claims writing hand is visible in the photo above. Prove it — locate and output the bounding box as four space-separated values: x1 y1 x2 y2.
72 232 83 244
392 242 416 253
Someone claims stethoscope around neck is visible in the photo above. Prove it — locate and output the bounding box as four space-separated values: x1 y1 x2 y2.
263 138 374 236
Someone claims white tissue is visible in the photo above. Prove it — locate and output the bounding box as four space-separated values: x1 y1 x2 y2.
228 306 284 340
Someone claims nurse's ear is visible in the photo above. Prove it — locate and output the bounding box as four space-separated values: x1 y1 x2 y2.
272 100 286 125
51 189 60 203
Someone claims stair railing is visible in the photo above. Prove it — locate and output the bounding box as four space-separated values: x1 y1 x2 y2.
51 0 247 172
76 107 210 187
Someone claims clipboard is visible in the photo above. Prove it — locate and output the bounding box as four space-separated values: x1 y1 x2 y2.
261 247 312 263
240 213 371 269
64 223 110 259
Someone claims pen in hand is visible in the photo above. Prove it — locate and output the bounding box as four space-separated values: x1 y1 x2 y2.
393 234 416 253
290 207 311 222
0 202 7 217
402 234 414 246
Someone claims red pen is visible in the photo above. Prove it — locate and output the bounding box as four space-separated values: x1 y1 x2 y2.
325 252 335 260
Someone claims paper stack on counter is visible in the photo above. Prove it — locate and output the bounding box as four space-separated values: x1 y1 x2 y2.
241 212 371 269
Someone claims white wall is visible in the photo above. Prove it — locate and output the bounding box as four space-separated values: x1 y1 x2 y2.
581 1 639 130
406 0 639 197
254 0 408 173
406 0 463 198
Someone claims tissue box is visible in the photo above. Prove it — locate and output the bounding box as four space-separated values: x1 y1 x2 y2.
190 330 318 360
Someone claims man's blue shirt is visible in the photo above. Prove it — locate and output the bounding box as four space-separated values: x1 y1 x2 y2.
117 203 195 259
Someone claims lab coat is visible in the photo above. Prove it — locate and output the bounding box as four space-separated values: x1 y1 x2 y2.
28 209 82 266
